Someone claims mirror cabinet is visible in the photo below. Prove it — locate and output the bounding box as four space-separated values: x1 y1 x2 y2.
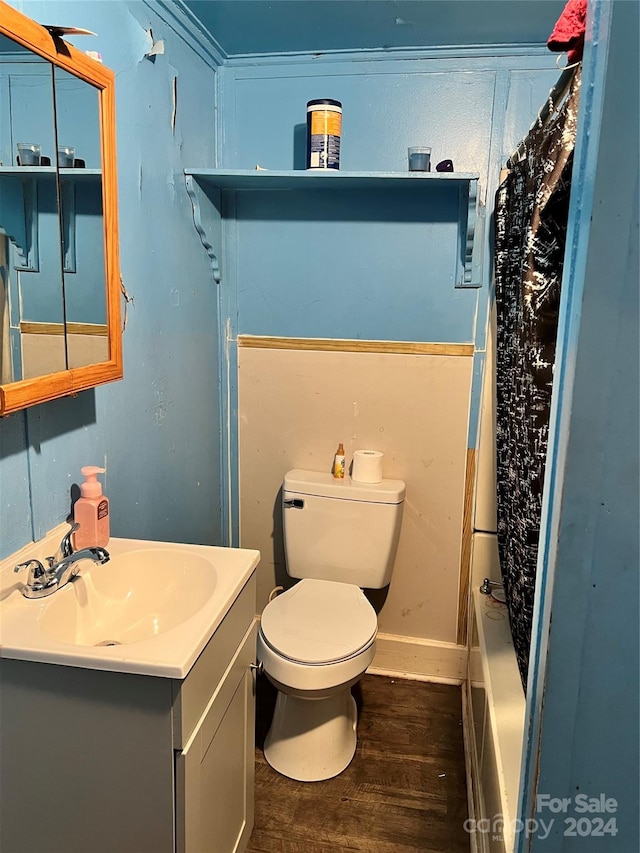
0 1 122 415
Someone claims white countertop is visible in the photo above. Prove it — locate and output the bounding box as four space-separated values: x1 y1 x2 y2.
0 528 259 679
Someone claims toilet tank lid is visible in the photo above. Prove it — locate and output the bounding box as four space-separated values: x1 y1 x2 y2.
284 469 405 504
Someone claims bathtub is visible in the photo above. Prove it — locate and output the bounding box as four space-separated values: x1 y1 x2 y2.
464 532 526 853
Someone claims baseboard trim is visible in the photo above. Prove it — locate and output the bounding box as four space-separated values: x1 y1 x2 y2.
369 632 468 684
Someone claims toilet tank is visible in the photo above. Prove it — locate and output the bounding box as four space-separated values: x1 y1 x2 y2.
282 469 405 589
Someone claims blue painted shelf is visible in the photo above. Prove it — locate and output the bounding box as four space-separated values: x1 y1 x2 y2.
184 168 478 191
0 166 57 174
183 168 483 287
0 167 100 178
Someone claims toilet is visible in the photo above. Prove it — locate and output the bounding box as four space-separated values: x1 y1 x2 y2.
257 468 405 781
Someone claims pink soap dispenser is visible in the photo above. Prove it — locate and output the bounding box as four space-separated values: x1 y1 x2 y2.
73 466 110 549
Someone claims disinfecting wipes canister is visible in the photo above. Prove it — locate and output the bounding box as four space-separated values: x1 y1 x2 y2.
306 99 342 170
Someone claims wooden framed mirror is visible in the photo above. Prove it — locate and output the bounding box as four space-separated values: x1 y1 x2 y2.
0 1 122 416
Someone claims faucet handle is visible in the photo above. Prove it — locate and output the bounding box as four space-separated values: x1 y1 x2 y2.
14 559 46 585
47 522 80 567
480 577 504 595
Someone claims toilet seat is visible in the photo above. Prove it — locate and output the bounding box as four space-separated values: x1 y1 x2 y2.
260 578 377 665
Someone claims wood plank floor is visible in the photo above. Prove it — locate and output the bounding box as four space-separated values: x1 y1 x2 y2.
247 674 470 853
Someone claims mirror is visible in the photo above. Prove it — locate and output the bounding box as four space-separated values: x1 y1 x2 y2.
54 66 108 371
0 1 122 415
0 32 66 379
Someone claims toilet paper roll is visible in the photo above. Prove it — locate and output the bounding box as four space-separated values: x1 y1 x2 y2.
351 450 384 484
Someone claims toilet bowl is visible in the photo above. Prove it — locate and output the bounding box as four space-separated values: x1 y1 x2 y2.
258 578 377 781
257 468 405 781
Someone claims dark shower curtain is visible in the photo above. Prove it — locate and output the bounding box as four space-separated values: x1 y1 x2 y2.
494 67 581 691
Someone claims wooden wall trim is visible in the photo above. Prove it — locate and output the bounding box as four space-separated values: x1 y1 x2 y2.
67 323 109 336
20 323 108 336
457 447 477 646
238 335 474 357
19 323 64 336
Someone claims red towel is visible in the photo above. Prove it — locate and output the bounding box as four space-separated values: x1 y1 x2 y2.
547 0 587 63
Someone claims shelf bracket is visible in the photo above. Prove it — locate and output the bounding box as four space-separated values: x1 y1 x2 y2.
59 180 77 274
456 179 483 289
0 173 37 268
185 174 221 284
182 169 483 291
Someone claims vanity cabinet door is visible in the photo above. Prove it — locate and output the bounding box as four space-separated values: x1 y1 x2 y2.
176 622 257 853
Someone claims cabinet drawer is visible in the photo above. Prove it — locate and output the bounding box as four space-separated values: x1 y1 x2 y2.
172 575 256 748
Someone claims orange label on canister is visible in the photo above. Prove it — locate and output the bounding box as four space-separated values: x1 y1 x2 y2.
310 110 342 136
307 100 342 169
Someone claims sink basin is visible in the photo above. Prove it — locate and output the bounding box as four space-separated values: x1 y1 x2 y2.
0 534 260 678
38 549 217 647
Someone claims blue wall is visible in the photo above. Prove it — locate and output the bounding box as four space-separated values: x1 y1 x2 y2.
219 54 559 346
1 0 223 558
1 1 561 560
217 52 561 484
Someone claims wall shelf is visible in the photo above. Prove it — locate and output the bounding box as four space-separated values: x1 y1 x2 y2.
185 167 479 191
184 168 483 287
0 168 101 266
0 167 101 178
0 166 56 174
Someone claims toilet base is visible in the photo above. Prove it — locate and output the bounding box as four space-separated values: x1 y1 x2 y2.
264 688 358 781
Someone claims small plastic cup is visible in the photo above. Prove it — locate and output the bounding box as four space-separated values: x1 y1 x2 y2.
408 146 431 172
17 143 41 166
57 146 75 168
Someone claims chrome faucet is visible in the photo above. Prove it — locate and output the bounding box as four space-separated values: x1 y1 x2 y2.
479 577 504 595
14 528 110 599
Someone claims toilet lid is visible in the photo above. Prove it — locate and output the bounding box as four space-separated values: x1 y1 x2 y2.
260 578 377 665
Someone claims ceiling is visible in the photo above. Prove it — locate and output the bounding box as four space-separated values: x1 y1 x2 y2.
180 0 567 59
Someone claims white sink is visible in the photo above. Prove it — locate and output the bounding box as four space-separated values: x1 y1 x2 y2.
0 533 260 678
38 548 218 647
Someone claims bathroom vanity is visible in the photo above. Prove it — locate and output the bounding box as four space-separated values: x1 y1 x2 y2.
0 536 259 853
